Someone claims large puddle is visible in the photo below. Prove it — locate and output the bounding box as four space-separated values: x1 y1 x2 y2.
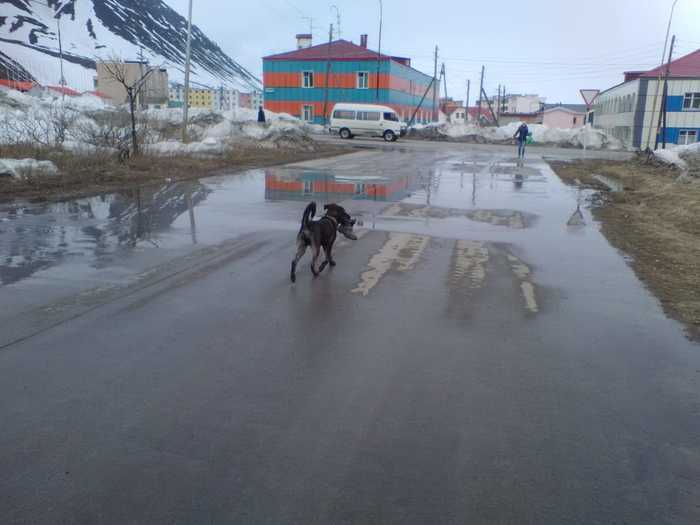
0 152 596 288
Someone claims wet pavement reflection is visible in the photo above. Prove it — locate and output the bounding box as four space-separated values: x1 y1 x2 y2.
0 150 591 288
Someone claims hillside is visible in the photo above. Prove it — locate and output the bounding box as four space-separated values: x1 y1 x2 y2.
0 0 260 91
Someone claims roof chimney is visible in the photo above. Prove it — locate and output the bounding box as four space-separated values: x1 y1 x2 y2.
360 34 368 48
296 34 312 49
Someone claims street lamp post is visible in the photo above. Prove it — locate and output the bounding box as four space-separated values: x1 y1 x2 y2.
645 0 679 150
182 0 194 143
375 0 383 102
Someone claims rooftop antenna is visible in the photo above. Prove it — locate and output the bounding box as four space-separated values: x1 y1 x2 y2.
302 16 313 37
331 5 341 39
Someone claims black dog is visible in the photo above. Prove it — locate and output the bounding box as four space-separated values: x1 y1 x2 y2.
290 202 357 283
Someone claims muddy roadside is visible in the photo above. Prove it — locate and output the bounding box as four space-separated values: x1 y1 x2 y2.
549 157 700 339
0 144 348 204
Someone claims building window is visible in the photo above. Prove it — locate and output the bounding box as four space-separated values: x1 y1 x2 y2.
355 183 365 195
683 93 700 110
573 117 578 125
678 130 698 145
357 71 369 89
302 105 314 122
303 180 313 194
302 71 314 88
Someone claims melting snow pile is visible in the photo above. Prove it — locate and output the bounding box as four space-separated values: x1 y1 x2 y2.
652 142 700 171
410 121 624 150
0 158 58 180
0 86 321 158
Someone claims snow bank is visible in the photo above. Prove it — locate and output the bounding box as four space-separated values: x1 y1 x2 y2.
0 158 58 179
1 86 321 154
652 142 700 169
411 121 624 150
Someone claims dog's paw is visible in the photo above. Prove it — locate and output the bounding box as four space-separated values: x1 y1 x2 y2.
329 260 337 267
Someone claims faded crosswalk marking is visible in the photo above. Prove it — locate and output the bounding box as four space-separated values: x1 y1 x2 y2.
351 233 429 296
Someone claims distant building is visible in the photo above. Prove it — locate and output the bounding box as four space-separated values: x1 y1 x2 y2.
593 48 700 149
263 34 437 124
187 88 214 109
213 87 240 111
95 61 168 108
0 79 35 92
440 98 468 123
503 94 545 114
542 104 587 128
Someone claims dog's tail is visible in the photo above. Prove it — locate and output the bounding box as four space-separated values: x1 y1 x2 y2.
300 201 316 233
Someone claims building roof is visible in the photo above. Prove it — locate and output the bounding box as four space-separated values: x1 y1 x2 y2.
635 48 700 78
85 90 112 99
467 107 495 123
46 85 80 96
543 103 587 114
0 79 35 91
264 39 394 62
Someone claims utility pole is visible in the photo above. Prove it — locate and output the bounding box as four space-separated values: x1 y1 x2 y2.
465 79 470 123
441 63 447 98
477 65 484 125
55 14 66 101
432 45 439 122
497 84 501 119
181 0 193 143
646 0 679 150
657 34 676 150
322 24 333 126
375 0 383 102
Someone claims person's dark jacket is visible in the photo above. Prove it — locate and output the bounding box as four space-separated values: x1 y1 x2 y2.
257 107 266 123
515 124 529 142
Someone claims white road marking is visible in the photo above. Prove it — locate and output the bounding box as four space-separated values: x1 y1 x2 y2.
451 240 489 289
351 233 429 296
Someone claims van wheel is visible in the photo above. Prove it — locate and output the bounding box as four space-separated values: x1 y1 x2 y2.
339 128 352 139
383 130 396 142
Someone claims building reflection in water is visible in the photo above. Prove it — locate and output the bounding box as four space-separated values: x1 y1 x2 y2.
264 169 418 203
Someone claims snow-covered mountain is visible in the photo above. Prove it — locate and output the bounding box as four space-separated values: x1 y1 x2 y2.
0 0 260 91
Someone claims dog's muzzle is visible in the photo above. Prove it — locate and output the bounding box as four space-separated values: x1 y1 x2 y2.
339 218 358 240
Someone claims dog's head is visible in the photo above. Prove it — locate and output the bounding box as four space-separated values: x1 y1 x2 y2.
324 203 358 240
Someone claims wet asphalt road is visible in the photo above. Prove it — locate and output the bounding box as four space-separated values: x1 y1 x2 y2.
1 141 700 524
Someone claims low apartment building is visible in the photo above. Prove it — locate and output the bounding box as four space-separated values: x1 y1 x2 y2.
593 48 700 149
96 61 168 108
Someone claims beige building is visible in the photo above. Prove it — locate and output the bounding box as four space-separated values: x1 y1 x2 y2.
96 61 168 108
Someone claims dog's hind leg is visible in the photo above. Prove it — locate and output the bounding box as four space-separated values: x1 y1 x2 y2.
290 242 307 283
318 243 333 273
327 242 336 267
310 244 321 277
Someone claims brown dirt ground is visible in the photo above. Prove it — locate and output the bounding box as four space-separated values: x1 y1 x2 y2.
549 157 700 340
0 144 348 203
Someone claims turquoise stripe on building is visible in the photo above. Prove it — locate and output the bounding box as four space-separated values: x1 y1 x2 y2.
264 59 433 87
264 87 436 108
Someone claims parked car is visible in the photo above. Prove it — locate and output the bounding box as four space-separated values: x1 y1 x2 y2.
329 103 406 142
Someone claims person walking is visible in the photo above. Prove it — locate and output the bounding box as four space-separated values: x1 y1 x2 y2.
514 122 529 159
257 106 266 123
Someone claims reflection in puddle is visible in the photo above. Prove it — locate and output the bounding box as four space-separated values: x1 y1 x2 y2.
265 169 418 203
0 182 209 285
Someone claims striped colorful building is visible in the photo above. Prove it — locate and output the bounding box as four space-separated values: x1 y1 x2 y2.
263 35 438 125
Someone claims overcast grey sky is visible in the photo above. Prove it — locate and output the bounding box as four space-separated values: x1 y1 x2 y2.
168 0 700 103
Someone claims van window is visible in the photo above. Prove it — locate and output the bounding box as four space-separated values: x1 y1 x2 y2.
383 112 399 122
357 111 380 121
333 110 356 119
